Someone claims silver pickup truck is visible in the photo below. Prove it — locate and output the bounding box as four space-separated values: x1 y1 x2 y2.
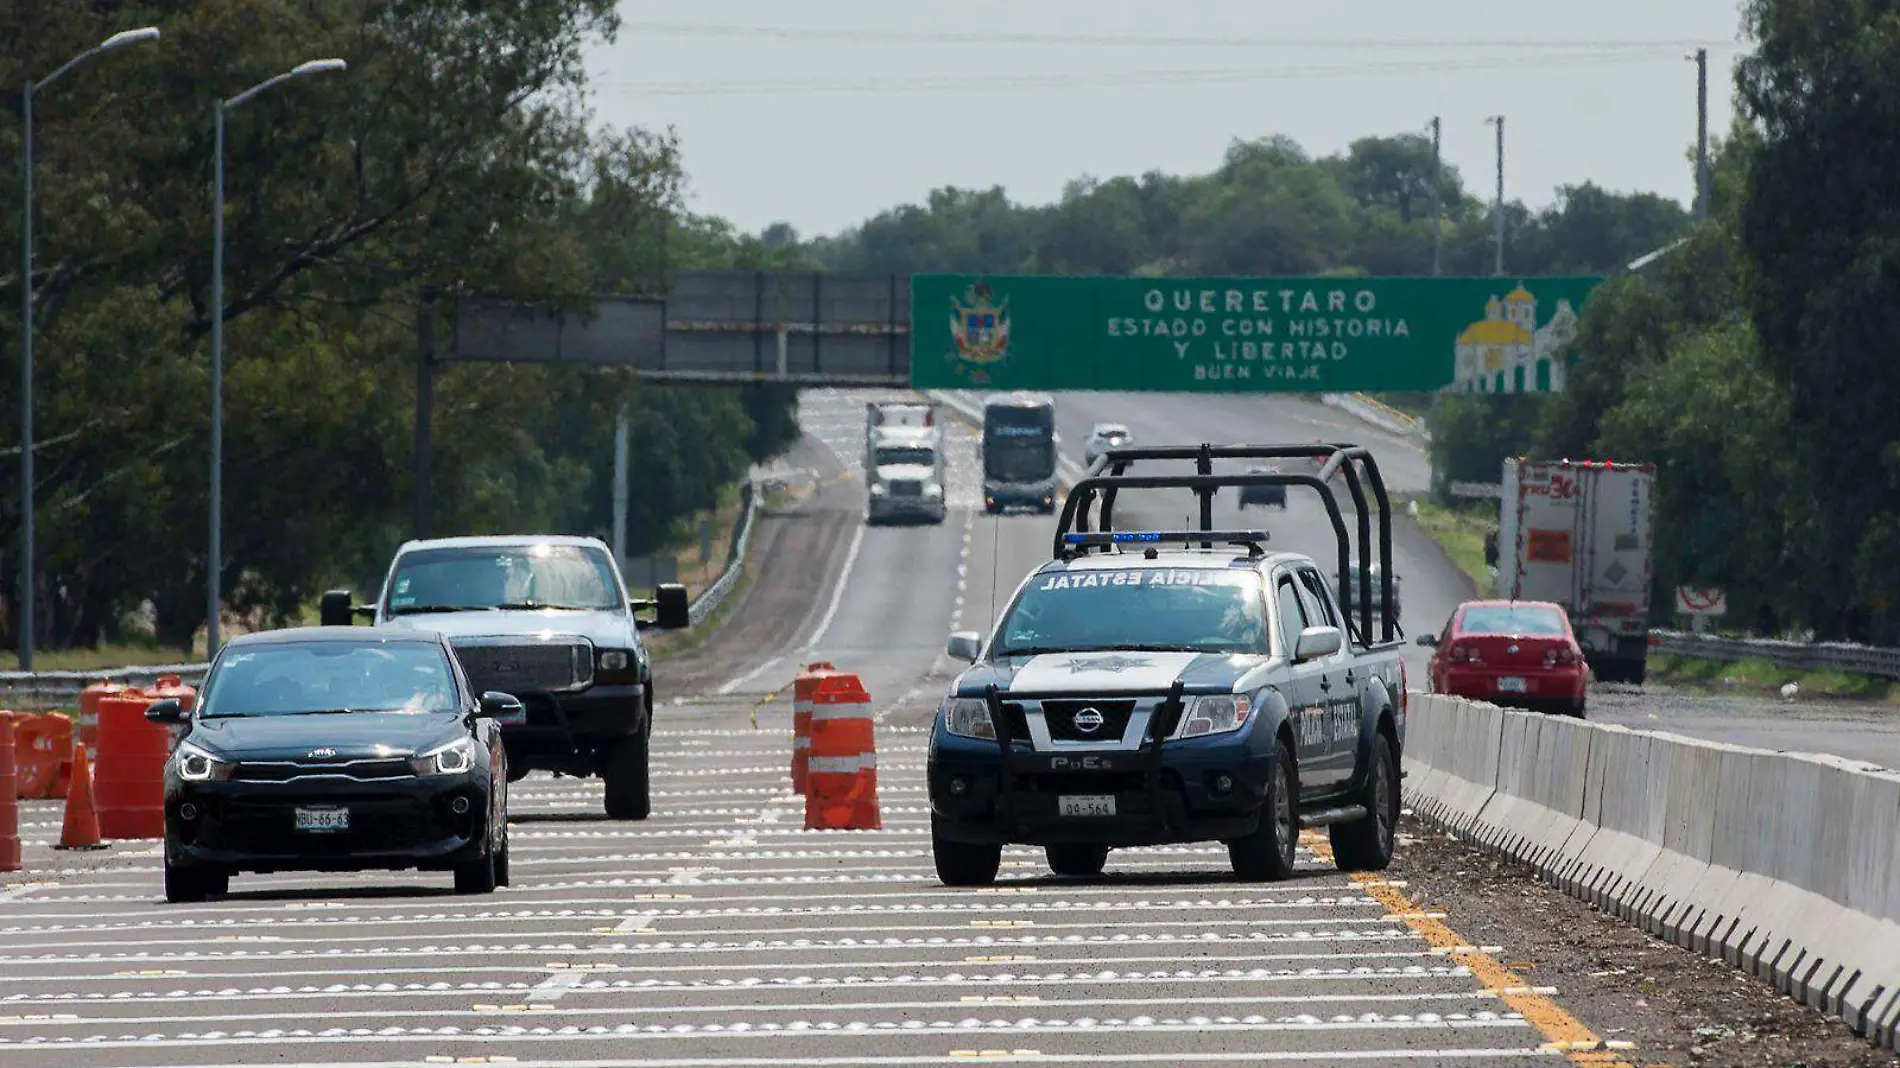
928 443 1408 886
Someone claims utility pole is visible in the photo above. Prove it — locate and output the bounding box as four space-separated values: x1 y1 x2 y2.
412 288 436 540
612 409 630 569
1693 48 1711 219
1429 116 1443 276
1485 115 1505 276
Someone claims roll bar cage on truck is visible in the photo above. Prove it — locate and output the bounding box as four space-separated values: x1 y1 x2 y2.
928 442 1409 886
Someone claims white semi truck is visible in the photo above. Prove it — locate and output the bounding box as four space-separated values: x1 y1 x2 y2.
1495 458 1657 684
865 401 948 525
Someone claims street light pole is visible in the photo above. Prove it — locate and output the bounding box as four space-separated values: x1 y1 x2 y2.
1485 115 1505 276
1428 116 1442 276
16 27 160 671
207 58 347 660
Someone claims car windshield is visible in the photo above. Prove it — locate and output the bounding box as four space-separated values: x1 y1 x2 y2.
387 544 621 613
1460 605 1567 636
994 568 1267 656
200 642 457 717
876 446 936 466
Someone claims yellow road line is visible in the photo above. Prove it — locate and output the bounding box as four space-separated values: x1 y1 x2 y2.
1303 832 1630 1066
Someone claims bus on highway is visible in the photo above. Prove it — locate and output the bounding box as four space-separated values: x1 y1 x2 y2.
980 392 1057 514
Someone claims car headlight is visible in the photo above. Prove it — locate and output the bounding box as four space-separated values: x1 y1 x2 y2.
943 697 996 740
412 737 478 776
599 650 630 672
924 483 944 497
1174 694 1253 739
175 742 233 782
870 484 888 496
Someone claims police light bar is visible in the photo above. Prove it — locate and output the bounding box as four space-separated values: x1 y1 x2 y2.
1061 530 1270 546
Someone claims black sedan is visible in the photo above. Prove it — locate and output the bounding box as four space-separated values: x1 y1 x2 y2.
148 626 522 903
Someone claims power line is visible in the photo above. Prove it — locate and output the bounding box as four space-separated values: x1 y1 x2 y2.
596 51 1699 98
618 20 1743 53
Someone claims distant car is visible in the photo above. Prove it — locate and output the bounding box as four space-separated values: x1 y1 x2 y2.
1237 465 1287 509
1337 564 1401 624
150 627 520 903
1420 600 1588 717
1083 423 1134 468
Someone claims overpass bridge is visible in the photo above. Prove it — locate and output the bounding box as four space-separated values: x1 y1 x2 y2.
448 270 912 386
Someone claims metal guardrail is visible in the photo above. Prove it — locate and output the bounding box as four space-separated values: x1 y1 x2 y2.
1649 629 1900 680
2 484 767 711
687 479 758 627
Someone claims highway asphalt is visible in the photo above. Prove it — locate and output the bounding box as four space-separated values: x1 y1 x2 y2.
0 388 1893 1067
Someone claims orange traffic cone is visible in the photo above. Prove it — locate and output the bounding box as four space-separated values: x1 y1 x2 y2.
803 671 881 831
790 663 837 795
54 742 107 851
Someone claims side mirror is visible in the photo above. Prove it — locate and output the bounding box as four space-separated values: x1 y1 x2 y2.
144 697 189 725
946 631 983 663
319 589 356 627
632 583 692 631
1294 625 1344 663
1416 634 1438 647
478 691 528 726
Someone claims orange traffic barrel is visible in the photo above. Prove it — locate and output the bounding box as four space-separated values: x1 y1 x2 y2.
93 688 169 839
803 671 881 831
14 713 73 800
791 663 838 794
0 713 21 871
78 681 130 750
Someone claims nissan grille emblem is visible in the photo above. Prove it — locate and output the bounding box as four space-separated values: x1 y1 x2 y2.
308 748 337 759
1072 707 1106 733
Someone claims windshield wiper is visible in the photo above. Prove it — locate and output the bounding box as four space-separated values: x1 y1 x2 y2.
388 604 489 616
492 601 590 612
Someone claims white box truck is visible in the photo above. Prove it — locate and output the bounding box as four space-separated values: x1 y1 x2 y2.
1497 458 1657 684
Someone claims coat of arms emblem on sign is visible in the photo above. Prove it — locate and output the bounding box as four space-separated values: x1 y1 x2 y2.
948 281 1010 383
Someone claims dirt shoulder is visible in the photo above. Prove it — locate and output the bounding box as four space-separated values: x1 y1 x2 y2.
652 432 859 696
1397 815 1898 1067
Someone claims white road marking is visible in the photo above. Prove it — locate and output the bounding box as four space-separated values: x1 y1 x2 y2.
803 522 865 652
717 657 786 696
82 1054 1553 1067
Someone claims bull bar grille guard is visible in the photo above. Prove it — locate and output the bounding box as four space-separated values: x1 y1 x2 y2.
985 680 1187 838
1057 442 1400 647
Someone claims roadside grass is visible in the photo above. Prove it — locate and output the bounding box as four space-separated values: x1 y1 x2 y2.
1371 392 1435 421
4 482 756 674
1411 497 1496 598
1647 652 1897 702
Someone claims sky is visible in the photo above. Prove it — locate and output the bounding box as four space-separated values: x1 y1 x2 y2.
580 0 1748 239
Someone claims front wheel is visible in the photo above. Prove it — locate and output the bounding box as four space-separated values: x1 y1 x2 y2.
163 855 228 904
1229 739 1299 882
1329 731 1399 872
1045 844 1108 877
932 816 1001 886
603 735 652 820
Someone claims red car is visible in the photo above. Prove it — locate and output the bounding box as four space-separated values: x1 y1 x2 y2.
1420 600 1589 717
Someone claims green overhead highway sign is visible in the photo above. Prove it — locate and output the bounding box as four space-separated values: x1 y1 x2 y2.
909 273 1605 394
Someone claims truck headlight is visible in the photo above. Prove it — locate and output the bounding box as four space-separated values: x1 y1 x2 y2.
1175 694 1253 738
175 742 234 782
599 650 629 672
412 737 478 776
924 483 944 497
870 484 888 496
943 697 996 740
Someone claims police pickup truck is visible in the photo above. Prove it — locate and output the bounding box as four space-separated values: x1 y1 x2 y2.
928 444 1407 885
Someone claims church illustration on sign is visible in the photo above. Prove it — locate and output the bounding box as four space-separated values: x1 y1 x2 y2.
1445 283 1581 393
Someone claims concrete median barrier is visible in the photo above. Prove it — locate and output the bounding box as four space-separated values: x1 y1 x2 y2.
1402 691 1900 1052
